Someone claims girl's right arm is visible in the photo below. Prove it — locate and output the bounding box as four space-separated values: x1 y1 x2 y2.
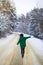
17 40 20 45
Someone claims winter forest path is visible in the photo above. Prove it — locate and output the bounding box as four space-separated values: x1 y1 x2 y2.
0 33 43 65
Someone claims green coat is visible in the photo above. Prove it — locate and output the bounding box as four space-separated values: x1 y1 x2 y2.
17 36 31 48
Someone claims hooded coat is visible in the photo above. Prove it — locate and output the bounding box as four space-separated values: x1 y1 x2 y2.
17 36 31 48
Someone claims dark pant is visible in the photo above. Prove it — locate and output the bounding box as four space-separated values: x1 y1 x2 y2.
21 48 25 58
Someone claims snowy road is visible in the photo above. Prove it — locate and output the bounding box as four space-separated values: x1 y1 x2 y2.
0 33 43 65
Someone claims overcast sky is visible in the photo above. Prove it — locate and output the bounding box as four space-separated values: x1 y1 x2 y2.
11 0 43 15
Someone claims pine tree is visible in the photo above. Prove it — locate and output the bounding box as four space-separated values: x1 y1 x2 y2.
0 0 17 37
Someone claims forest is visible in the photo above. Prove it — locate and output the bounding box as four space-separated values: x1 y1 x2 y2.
0 0 43 39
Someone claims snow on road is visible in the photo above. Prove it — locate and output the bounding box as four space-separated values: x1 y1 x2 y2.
0 33 43 65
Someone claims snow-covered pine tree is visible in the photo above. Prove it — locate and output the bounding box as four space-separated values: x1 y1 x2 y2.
27 8 43 39
0 0 17 38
